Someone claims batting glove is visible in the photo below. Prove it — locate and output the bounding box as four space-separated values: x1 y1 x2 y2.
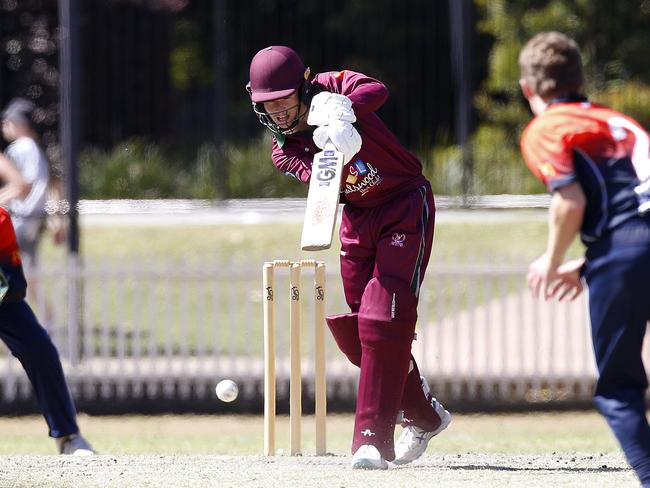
313 120 362 163
307 92 356 127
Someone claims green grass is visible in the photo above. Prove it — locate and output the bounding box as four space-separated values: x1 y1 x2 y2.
0 411 618 456
38 211 583 265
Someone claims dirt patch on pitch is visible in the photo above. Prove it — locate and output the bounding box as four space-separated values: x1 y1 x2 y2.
0 452 637 488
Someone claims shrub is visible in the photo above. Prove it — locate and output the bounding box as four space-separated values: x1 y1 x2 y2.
224 133 306 199
79 135 306 199
80 139 186 198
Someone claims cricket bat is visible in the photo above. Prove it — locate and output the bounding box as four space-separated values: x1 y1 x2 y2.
301 141 345 251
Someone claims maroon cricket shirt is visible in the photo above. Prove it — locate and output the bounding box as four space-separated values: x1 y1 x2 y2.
271 70 427 208
269 70 437 459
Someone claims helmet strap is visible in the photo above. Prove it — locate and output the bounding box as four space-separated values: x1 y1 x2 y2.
252 95 309 135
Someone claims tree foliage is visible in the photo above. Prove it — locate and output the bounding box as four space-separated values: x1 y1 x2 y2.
468 0 650 194
5 1 650 198
0 0 60 170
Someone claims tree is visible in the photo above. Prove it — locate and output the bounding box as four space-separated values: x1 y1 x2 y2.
0 0 60 170
467 0 650 194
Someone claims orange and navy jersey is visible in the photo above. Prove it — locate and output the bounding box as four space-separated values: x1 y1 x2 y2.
0 208 21 267
521 100 649 243
0 207 26 302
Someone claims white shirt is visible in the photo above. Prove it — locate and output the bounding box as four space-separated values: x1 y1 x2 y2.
5 136 49 219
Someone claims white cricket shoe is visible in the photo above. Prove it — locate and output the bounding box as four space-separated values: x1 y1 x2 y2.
393 377 452 465
56 433 96 456
351 444 388 470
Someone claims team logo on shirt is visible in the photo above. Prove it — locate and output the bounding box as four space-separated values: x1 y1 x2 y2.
344 160 383 196
353 160 369 175
346 168 358 184
607 121 627 141
345 161 369 184
390 233 406 248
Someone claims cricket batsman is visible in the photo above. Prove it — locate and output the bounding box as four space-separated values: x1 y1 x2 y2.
519 32 650 485
247 46 451 469
0 207 94 455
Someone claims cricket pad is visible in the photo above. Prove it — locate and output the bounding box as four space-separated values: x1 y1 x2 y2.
352 276 417 461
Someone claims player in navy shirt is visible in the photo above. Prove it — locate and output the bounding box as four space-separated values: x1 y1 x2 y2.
519 32 650 485
248 46 451 468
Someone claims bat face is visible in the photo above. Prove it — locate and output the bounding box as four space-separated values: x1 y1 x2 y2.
313 149 341 186
301 142 344 251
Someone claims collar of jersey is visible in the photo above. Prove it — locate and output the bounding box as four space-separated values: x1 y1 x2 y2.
547 94 589 107
273 131 286 147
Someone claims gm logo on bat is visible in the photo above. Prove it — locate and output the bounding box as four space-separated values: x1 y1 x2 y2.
315 150 339 186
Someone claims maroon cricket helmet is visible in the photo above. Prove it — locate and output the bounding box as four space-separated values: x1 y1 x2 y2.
248 46 306 103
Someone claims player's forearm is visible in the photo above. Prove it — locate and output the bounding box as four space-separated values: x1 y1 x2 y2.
0 180 31 201
0 180 31 205
272 142 313 184
0 185 21 206
272 156 311 183
546 183 586 266
0 155 31 201
340 73 388 114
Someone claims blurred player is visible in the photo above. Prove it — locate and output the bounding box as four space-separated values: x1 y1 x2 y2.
519 32 650 486
0 98 65 323
1 98 51 266
247 46 451 469
0 206 94 455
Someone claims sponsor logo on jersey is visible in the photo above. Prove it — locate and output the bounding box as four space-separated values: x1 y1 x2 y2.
608 121 627 141
353 160 369 175
361 429 376 437
346 161 365 184
346 168 358 184
344 161 383 196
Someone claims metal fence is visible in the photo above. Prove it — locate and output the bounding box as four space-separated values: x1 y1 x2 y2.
3 196 639 413
0 247 610 414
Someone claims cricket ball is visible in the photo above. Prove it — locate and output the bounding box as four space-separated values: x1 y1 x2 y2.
215 379 239 402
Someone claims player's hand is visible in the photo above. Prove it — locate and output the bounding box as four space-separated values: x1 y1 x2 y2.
527 253 561 300
307 92 356 127
547 258 585 301
52 223 66 246
313 120 362 163
46 213 67 246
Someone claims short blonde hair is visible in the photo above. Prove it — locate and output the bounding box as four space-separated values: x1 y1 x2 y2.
519 32 584 100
